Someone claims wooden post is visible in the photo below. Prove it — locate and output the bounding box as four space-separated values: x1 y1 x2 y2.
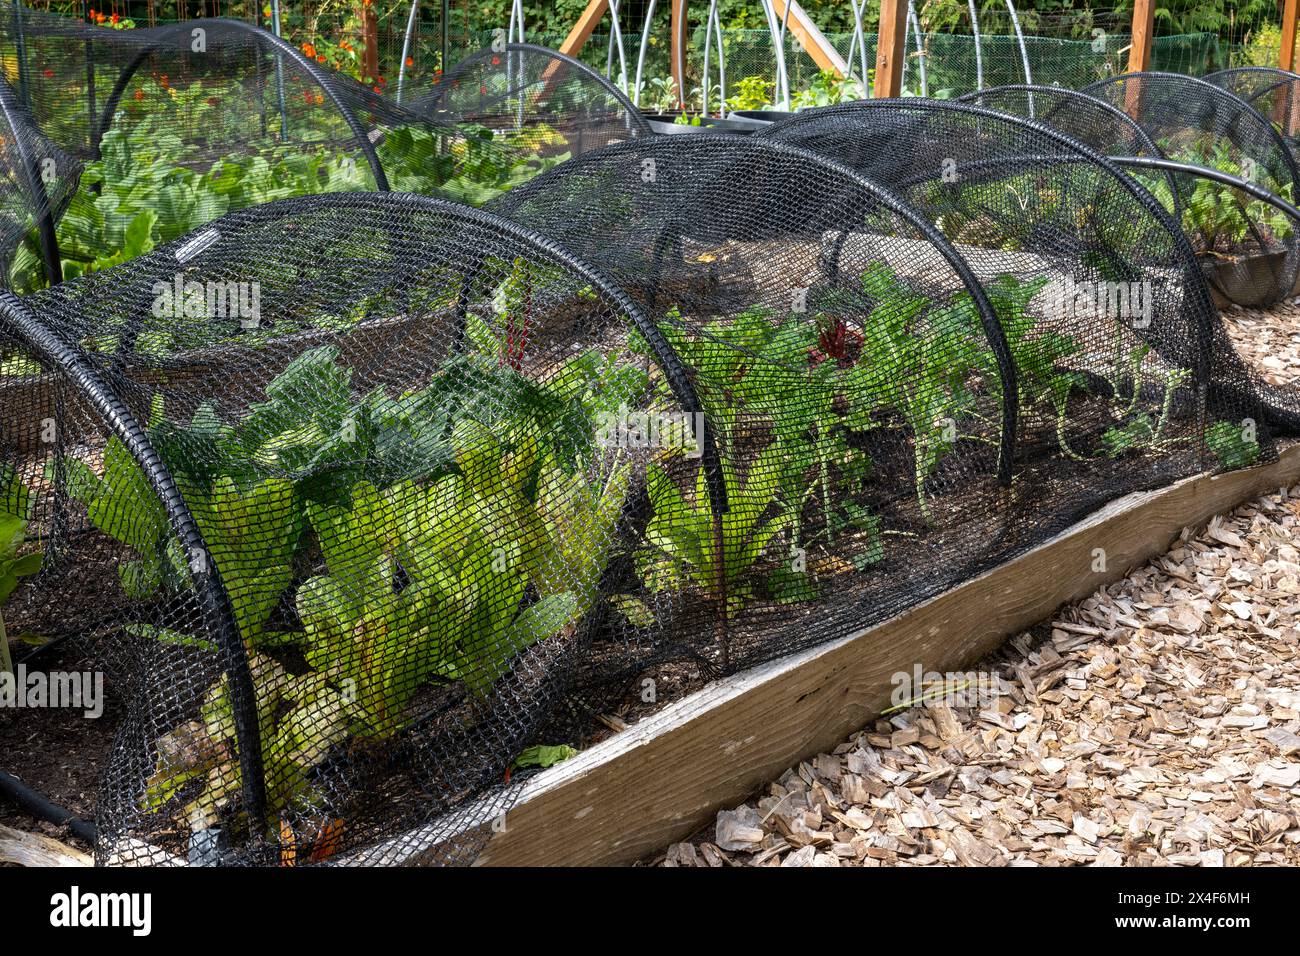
362 2 380 81
874 0 907 98
1282 0 1299 72
558 0 610 58
1127 0 1154 73
769 0 847 78
671 0 688 109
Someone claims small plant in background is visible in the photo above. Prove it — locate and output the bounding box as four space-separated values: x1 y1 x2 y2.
1205 420 1261 468
725 75 773 112
790 70 865 110
640 76 681 114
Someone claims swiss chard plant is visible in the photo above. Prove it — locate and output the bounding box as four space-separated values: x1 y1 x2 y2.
0 468 41 676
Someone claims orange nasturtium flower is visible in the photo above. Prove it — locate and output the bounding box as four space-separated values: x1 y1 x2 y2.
405 57 414 67
317 54 326 63
133 89 145 101
110 12 119 23
301 42 316 59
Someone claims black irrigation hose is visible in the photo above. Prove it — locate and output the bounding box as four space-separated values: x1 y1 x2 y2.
1111 155 1300 225
0 770 97 843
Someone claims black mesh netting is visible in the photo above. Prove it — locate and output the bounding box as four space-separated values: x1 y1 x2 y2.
0 7 591 293
955 84 1168 161
1206 67 1300 155
1 192 707 865
1 117 1289 867
1080 71 1300 308
0 71 81 285
757 99 1293 429
0 23 1296 868
404 42 650 161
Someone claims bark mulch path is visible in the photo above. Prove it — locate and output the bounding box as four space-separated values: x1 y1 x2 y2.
1223 297 1300 390
654 484 1300 867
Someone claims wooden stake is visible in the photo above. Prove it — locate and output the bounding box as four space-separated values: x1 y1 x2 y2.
671 0 688 108
769 0 847 78
874 0 907 98
362 2 379 80
1282 0 1299 72
558 0 610 58
1127 0 1155 73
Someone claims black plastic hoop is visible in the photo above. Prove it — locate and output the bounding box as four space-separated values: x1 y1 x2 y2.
90 18 390 191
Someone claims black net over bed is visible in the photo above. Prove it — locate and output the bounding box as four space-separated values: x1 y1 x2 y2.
1206 67 1300 151
0 72 82 286
0 191 702 865
760 99 1289 433
0 123 1284 866
0 6 551 292
1080 72 1300 307
405 42 650 162
956 84 1168 161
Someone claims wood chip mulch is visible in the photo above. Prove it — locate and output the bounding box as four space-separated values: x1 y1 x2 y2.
1223 297 1300 390
655 484 1300 867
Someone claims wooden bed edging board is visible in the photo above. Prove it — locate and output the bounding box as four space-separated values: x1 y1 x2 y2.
445 443 1300 866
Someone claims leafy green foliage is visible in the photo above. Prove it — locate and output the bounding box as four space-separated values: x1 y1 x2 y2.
0 468 41 676
1205 419 1262 469
641 440 795 615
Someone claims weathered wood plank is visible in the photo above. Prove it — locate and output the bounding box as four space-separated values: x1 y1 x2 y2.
0 823 91 867
873 0 908 98
468 443 1300 866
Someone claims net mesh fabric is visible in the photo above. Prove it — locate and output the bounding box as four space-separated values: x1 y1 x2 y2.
406 42 650 161
1205 67 1300 155
1 192 687 865
0 16 1292 870
0 73 82 282
759 98 1277 451
956 84 1167 159
0 7 582 292
1080 72 1300 306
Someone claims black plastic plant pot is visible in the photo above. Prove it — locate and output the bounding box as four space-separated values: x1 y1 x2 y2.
1202 249 1300 309
645 115 769 136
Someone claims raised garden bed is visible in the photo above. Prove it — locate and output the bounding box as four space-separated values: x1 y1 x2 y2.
309 440 1300 864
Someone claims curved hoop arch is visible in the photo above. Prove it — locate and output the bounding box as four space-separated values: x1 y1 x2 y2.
1205 66 1300 146
1204 65 1300 106
412 41 651 142
757 98 1234 431
956 83 1181 219
488 132 1023 485
88 18 390 190
0 287 265 842
7 188 726 860
1081 71 1300 198
956 84 1167 160
0 76 65 285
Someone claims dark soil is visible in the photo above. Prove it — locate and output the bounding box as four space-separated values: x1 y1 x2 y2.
0 638 122 852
